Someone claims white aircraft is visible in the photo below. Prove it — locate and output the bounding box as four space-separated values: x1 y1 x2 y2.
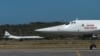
35 19 100 50
4 31 44 41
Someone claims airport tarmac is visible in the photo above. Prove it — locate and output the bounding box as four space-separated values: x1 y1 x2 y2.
0 49 100 56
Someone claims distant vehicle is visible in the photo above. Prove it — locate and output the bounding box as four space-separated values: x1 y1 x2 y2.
4 31 44 41
35 19 100 50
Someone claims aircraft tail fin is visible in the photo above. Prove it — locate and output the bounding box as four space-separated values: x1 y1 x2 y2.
4 31 11 38
5 31 11 36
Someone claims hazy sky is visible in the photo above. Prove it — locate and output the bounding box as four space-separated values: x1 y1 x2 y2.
0 0 100 25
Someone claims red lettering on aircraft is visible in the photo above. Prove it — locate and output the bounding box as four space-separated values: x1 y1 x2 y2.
84 27 97 29
87 24 94 26
84 24 97 29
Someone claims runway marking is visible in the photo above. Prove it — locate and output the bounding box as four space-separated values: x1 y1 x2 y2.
76 51 81 56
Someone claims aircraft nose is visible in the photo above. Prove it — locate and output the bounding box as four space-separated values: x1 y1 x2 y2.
35 29 44 32
35 28 51 32
34 24 69 32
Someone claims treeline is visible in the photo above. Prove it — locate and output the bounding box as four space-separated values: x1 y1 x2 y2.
0 21 90 40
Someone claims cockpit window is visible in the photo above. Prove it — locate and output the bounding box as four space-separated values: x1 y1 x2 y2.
65 22 70 25
65 20 76 25
70 21 76 24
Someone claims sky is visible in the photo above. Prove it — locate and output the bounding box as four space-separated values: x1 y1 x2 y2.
0 0 100 25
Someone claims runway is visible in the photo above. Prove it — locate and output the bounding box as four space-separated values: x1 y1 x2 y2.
0 49 100 56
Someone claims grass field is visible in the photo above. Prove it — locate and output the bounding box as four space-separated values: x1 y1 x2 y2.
0 40 100 49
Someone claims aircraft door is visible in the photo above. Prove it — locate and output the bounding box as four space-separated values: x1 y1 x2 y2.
77 24 85 32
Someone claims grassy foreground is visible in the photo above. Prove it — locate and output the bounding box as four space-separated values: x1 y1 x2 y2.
0 40 100 49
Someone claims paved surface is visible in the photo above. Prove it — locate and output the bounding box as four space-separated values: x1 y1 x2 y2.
0 49 100 56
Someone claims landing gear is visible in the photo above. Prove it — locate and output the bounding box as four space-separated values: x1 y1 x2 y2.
90 44 96 50
90 34 97 50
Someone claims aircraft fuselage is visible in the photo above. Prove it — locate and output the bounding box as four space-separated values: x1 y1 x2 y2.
35 20 100 34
